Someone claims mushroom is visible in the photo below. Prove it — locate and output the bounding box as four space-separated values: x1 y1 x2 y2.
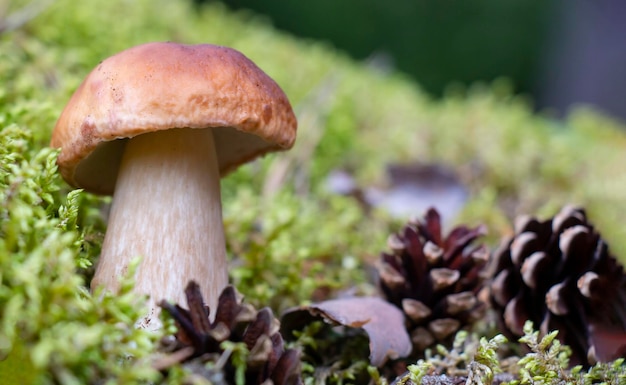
50 42 297 329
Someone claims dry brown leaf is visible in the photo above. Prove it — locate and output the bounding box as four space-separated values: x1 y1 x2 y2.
283 296 412 366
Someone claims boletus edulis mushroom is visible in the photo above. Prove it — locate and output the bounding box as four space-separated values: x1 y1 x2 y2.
50 42 297 329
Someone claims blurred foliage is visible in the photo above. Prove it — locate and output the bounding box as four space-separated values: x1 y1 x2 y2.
224 189 386 313
213 0 552 98
1 0 626 383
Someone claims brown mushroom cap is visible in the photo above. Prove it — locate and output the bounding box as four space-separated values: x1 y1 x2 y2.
51 42 297 194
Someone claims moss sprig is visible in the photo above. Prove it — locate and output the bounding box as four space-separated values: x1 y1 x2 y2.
515 322 571 384
0 124 161 384
510 321 626 385
391 332 510 384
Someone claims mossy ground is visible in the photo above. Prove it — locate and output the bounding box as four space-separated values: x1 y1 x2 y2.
1 0 625 383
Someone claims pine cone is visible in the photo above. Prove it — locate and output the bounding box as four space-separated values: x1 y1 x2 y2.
158 281 302 385
488 205 626 365
378 207 489 352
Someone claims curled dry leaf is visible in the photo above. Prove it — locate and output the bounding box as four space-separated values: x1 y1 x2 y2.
282 296 412 366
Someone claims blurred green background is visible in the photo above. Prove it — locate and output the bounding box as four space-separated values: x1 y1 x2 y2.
211 0 551 98
210 0 626 122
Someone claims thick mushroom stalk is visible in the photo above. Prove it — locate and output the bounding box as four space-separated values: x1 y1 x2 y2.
92 128 228 329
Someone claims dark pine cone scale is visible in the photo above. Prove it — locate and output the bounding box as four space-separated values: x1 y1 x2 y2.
378 207 490 353
489 205 626 365
158 281 302 385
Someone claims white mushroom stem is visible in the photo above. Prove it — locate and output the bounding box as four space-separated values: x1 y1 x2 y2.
92 128 228 330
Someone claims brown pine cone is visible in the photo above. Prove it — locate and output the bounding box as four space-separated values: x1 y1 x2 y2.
158 281 302 385
378 207 490 352
488 205 626 366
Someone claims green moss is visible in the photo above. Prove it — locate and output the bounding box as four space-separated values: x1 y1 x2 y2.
0 125 160 383
1 0 626 382
511 322 626 385
394 326 625 384
224 189 387 312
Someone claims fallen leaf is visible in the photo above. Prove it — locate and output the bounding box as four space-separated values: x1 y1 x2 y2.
282 296 412 366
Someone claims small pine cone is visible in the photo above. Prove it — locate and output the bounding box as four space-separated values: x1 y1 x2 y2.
158 281 302 385
488 205 626 365
378 207 490 352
